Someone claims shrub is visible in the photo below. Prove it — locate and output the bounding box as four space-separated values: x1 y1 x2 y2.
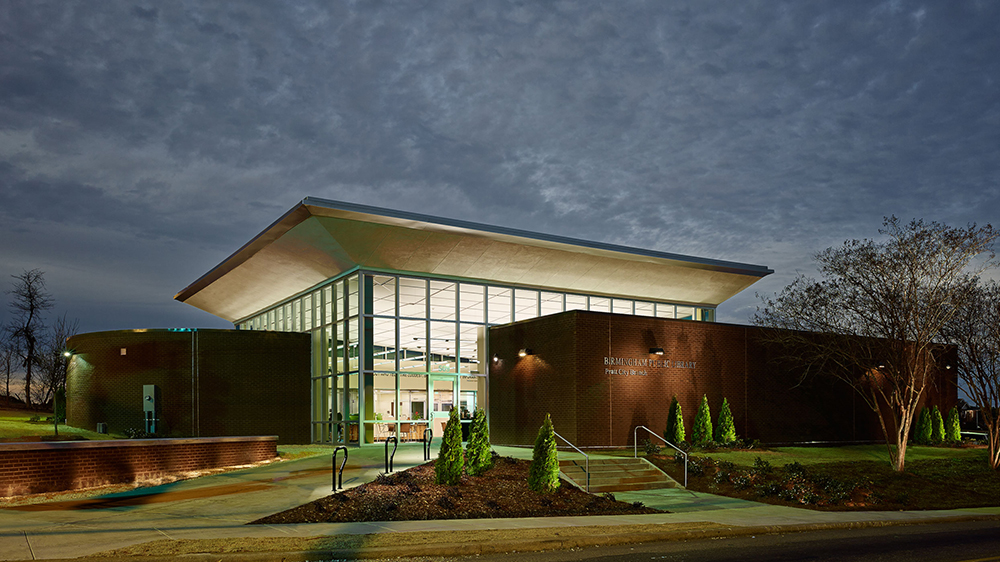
931 406 945 444
641 439 661 456
465 408 493 476
435 408 464 485
752 456 773 475
528 413 560 493
946 406 962 443
714 398 737 444
665 395 685 444
691 395 713 446
915 407 932 445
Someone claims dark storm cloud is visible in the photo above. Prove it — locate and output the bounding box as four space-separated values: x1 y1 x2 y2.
1 1 998 330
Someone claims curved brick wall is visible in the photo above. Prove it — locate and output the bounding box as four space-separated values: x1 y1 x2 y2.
66 329 310 443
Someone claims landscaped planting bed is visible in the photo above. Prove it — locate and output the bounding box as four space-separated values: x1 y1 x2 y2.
252 455 661 524
649 446 1000 511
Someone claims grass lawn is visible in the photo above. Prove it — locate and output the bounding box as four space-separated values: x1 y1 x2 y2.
0 409 116 442
682 444 985 465
275 445 338 460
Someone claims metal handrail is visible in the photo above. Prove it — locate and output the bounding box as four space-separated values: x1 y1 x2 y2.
423 428 434 461
384 436 398 473
634 425 687 488
332 446 348 491
552 430 589 493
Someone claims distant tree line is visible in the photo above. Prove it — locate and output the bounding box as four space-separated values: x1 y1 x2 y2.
2 269 78 410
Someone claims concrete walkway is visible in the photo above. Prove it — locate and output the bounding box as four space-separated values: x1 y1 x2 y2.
0 444 998 561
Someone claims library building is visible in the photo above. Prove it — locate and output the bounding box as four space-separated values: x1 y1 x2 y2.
65 198 955 446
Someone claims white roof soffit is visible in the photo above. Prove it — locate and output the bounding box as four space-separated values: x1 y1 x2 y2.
176 197 773 322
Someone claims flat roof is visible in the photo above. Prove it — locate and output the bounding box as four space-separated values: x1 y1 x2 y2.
176 197 773 322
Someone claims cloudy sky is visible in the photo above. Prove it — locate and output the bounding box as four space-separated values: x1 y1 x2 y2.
1 1 998 333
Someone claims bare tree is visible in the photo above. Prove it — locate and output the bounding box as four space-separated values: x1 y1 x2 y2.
35 314 79 407
0 332 19 407
944 280 1000 469
754 217 997 472
5 269 53 408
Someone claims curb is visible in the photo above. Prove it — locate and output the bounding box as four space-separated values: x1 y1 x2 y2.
29 513 998 562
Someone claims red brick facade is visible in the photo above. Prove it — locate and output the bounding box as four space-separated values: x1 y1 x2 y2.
66 329 311 444
0 436 277 497
488 311 956 447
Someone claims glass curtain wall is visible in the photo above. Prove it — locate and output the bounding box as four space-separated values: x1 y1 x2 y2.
240 271 717 445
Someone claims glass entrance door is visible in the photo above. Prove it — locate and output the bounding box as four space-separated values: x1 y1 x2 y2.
430 375 457 438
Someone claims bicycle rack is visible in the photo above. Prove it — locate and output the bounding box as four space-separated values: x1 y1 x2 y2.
384 436 398 473
423 428 434 461
332 446 348 491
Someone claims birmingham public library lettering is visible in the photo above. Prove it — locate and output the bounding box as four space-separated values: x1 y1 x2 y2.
64 197 956 447
604 357 697 369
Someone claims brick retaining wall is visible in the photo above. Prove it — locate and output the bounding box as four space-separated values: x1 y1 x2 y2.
0 436 277 497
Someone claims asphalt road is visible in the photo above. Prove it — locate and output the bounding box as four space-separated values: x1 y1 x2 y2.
406 519 1000 562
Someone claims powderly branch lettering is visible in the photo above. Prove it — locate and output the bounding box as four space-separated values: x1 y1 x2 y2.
603 356 696 376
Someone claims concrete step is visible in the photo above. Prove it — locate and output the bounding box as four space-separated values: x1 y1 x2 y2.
558 457 680 492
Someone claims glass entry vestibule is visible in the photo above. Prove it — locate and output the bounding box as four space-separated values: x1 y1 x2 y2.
244 269 716 445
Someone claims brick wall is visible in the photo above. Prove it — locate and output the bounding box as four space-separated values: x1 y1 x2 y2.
489 311 956 447
66 329 311 443
0 436 277 497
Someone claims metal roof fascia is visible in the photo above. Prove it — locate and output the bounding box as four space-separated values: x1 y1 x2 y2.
302 197 774 277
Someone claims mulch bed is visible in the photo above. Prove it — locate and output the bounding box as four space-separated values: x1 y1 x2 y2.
251 456 662 524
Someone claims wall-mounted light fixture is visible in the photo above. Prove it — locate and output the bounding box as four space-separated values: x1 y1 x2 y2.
650 347 664 355
492 354 500 363
519 348 533 357
63 351 73 358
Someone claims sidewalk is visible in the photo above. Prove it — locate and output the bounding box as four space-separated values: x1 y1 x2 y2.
1 444 998 561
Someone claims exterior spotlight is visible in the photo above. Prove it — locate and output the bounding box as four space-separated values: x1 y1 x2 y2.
650 347 664 355
878 364 885 369
945 365 952 370
63 351 72 358
492 354 499 363
519 348 533 357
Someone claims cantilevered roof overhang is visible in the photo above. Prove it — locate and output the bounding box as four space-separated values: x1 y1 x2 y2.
176 197 773 323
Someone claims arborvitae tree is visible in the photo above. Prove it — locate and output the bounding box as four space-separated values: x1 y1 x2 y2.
931 406 945 444
665 396 685 444
946 406 962 443
915 406 932 445
435 407 464 485
714 397 737 444
465 408 493 476
692 395 713 446
528 413 560 493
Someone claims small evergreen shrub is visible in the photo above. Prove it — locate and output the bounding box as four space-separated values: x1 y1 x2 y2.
465 408 493 476
528 413 560 493
915 407 932 445
665 395 685 444
641 439 661 456
692 395 713 446
752 456 773 475
714 397 737 444
931 406 945 444
946 406 962 443
435 408 464 485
